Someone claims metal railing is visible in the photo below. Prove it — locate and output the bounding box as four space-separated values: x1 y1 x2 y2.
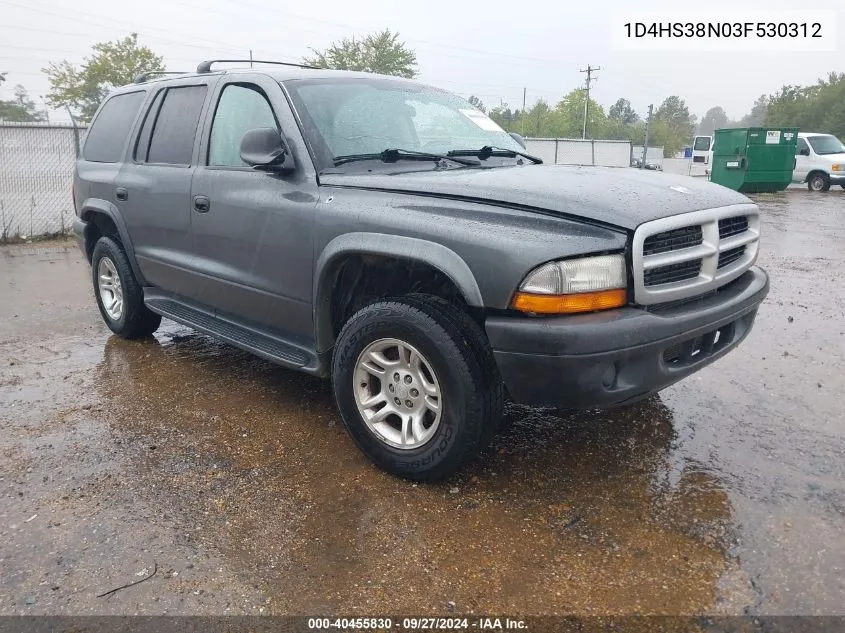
523 138 633 167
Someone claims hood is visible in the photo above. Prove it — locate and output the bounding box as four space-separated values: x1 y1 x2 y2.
320 164 752 230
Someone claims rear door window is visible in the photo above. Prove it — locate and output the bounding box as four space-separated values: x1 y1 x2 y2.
145 85 208 165
83 91 146 163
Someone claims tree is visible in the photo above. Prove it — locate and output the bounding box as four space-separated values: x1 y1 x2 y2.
739 94 769 127
698 106 729 136
608 98 639 125
304 29 417 79
654 95 696 155
524 99 552 137
467 95 486 113
44 33 164 122
547 89 607 138
0 83 46 122
765 73 845 139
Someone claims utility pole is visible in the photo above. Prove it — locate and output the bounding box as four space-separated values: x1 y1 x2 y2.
580 65 600 139
521 87 526 135
249 49 254 68
641 104 653 168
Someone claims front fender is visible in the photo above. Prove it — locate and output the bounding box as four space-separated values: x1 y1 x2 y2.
313 232 483 352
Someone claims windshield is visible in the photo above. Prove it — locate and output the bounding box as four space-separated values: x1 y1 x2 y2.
284 77 523 170
806 134 845 155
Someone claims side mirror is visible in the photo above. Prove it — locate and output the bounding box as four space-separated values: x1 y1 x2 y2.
799 148 810 156
508 132 527 149
239 127 294 171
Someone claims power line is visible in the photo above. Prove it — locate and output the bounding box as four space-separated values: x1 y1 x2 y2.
580 64 600 139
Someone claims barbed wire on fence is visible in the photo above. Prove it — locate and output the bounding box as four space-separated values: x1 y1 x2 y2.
0 122 88 242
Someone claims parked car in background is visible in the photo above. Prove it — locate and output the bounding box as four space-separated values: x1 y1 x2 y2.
793 132 845 191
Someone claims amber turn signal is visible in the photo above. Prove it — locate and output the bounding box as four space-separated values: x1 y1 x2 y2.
512 289 627 314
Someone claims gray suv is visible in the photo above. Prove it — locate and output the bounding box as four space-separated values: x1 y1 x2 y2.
73 60 769 480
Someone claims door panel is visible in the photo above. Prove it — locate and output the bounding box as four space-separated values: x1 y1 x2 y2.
190 76 318 343
794 138 810 182
116 82 213 301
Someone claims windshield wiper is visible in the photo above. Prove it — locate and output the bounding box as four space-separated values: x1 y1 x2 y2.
333 148 480 167
447 145 543 164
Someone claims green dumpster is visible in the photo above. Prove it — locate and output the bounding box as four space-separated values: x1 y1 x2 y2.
710 127 798 193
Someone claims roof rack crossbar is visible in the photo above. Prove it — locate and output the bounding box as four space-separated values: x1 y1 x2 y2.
196 59 317 73
134 71 189 84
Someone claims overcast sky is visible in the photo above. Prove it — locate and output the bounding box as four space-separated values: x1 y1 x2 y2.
1 0 842 123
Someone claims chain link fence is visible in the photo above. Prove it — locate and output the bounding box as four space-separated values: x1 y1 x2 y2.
523 138 633 167
0 122 87 242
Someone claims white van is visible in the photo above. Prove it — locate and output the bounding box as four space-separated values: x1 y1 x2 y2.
794 132 845 191
692 135 713 168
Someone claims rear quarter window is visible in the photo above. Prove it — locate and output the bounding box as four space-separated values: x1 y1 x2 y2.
83 91 146 163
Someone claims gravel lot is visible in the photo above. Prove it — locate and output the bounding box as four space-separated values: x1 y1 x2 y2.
1 187 843 616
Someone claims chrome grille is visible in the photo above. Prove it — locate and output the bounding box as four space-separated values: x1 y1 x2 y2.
632 204 760 305
644 259 701 286
643 226 703 256
718 216 749 239
718 245 746 268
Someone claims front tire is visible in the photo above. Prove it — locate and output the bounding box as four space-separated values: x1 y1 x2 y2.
808 172 830 192
331 295 503 481
91 237 161 339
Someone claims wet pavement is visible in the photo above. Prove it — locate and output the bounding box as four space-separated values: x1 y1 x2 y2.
1 189 843 616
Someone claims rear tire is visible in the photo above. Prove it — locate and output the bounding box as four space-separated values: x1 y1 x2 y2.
808 172 830 192
331 294 503 481
91 237 161 339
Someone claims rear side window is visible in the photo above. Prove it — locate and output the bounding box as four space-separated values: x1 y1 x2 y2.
796 138 810 155
83 91 146 163
693 136 711 151
144 85 207 165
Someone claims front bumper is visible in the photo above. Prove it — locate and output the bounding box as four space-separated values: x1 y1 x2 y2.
828 173 845 185
485 267 769 408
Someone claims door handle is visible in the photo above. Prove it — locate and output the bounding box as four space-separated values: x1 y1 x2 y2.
193 195 210 213
115 187 128 201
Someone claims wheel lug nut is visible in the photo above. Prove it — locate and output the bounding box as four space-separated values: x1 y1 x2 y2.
394 397 401 405
393 373 400 382
404 375 412 384
389 384 394 392
410 388 419 397
405 400 413 408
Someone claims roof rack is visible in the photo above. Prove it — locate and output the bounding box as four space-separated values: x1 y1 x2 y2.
196 59 317 74
134 71 189 84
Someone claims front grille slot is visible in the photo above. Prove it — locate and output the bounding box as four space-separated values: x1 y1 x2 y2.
644 260 701 286
643 225 703 255
718 216 749 239
718 245 745 269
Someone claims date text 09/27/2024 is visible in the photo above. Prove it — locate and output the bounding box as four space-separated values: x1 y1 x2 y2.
307 617 527 630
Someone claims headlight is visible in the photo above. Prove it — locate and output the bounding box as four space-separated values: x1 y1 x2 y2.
512 254 628 314
832 164 842 172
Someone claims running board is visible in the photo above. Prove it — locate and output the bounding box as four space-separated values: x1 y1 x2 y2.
144 293 315 371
